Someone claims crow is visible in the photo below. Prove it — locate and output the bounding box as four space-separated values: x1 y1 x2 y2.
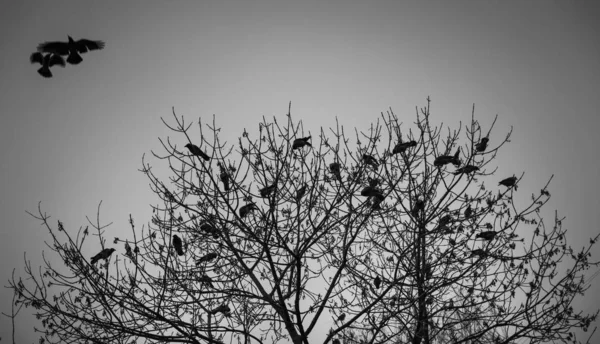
198 274 213 287
172 235 184 256
464 204 473 219
374 275 381 289
30 52 65 78
240 203 258 218
337 313 346 322
296 184 307 202
329 162 341 180
411 199 425 217
200 224 219 238
37 36 105 65
476 231 497 241
292 136 311 150
475 137 489 152
260 183 277 198
470 249 486 257
219 170 230 191
371 193 385 210
392 140 417 154
90 248 116 265
434 148 461 167
211 304 231 316
499 176 518 190
390 295 398 307
196 252 218 265
454 165 479 175
361 186 383 197
185 143 210 161
362 154 378 168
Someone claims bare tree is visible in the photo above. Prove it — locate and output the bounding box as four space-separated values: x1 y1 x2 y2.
7 98 598 344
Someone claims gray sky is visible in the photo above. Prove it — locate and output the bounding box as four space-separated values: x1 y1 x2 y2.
1 0 599 342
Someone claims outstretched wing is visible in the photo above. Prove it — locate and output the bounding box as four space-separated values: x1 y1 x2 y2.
37 41 70 55
30 52 44 64
75 39 105 53
48 54 66 67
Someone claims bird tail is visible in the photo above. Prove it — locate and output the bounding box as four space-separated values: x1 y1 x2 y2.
67 52 83 65
37 66 52 78
30 52 44 65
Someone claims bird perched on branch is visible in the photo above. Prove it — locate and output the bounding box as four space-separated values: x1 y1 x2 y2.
470 249 487 257
185 143 210 161
329 162 341 180
90 248 116 265
362 154 378 169
219 170 230 191
454 165 479 175
374 275 382 289
475 137 489 152
30 52 65 78
464 204 473 219
200 224 219 238
361 186 383 198
211 304 231 316
296 184 307 202
260 183 277 198
392 140 417 154
476 231 498 241
172 235 184 256
198 274 213 287
292 136 311 150
337 313 346 322
37 36 105 65
434 148 461 167
240 203 258 218
196 252 218 265
499 176 518 190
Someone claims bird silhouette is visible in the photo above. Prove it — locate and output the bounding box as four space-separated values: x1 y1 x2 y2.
392 140 417 154
464 204 473 219
172 235 184 256
211 304 231 316
30 52 65 78
475 137 489 152
361 186 383 197
198 274 213 287
371 193 385 210
292 136 311 150
362 154 378 168
374 275 381 289
499 176 518 190
454 165 479 175
240 203 258 218
220 170 230 191
329 162 341 180
200 224 219 238
196 252 218 265
296 184 307 202
411 199 425 217
434 148 461 167
260 183 277 198
337 313 346 322
185 143 210 161
37 36 105 65
90 248 116 265
476 231 497 241
470 249 486 257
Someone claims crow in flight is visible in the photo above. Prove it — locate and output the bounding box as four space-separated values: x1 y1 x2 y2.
37 36 105 65
475 137 489 152
434 148 461 167
454 165 479 175
499 176 518 190
30 52 65 78
185 143 210 161
392 140 417 154
292 136 311 150
172 235 184 256
90 248 116 265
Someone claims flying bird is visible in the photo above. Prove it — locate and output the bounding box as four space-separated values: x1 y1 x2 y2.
454 165 479 175
329 162 341 180
476 231 497 241
392 140 417 154
37 36 105 65
362 154 378 168
185 143 210 161
196 252 218 265
434 148 461 167
292 136 311 150
240 203 258 218
172 235 184 256
499 176 518 190
30 52 65 78
475 137 489 152
260 183 277 198
296 184 307 202
90 248 116 265
374 275 381 289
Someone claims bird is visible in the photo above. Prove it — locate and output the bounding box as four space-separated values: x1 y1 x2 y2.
411 199 425 217
454 165 479 175
260 183 277 198
240 203 258 218
30 52 65 78
196 252 218 265
470 249 487 257
296 184 307 202
361 186 383 197
476 231 497 241
392 140 417 154
464 204 473 219
200 224 219 238
185 143 210 161
374 275 381 289
499 176 518 190
329 162 341 180
333 339 340 344
37 36 105 65
219 167 231 191
434 148 461 167
292 136 311 150
211 304 231 316
371 193 385 210
172 235 184 256
475 137 489 152
90 248 116 265
362 154 378 168
198 274 213 287
337 313 346 322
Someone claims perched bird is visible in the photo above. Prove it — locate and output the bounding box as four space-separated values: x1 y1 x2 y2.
220 170 230 191
475 137 489 152
454 165 479 175
464 204 473 219
198 274 213 287
196 252 219 265
172 235 184 256
296 184 307 202
411 199 425 217
211 304 231 316
371 193 385 210
374 275 381 289
239 203 258 218
476 231 497 241
30 52 65 78
362 154 378 168
434 148 461 167
90 248 116 265
470 249 487 257
292 136 311 150
499 176 518 190
185 143 210 161
337 313 346 322
392 140 417 154
329 162 341 180
37 36 105 65
361 186 383 197
260 183 277 198
200 224 219 238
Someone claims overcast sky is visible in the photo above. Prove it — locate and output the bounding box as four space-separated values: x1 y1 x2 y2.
1 0 599 343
